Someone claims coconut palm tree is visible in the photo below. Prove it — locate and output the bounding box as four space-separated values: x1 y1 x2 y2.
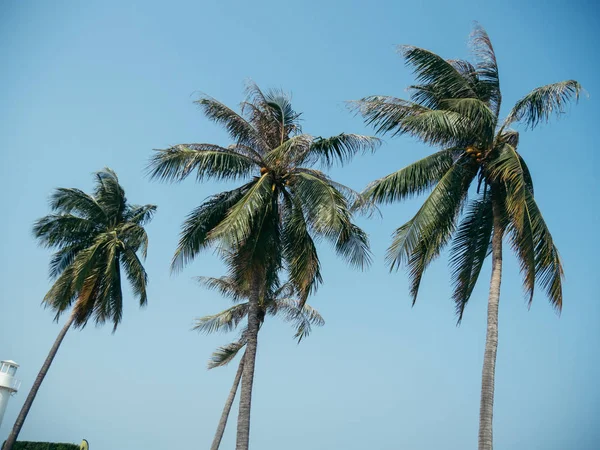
4 169 155 450
195 275 324 450
352 25 582 450
148 83 378 449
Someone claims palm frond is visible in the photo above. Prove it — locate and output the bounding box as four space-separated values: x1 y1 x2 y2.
449 194 494 322
208 340 246 369
387 161 477 302
120 246 149 307
195 275 249 301
400 46 477 100
49 188 107 223
93 169 126 223
304 133 381 168
195 95 268 152
194 303 250 334
281 194 323 303
469 24 501 116
171 183 252 272
208 173 275 246
362 149 455 204
504 80 582 129
272 298 325 343
33 214 98 248
147 144 257 182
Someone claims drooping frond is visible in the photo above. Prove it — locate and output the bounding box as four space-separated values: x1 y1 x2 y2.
194 303 250 334
487 144 529 232
195 276 248 302
270 298 325 343
362 149 455 204
335 223 372 270
291 171 351 238
120 246 149 307
387 161 477 302
504 80 582 129
449 194 494 322
304 134 381 168
208 340 246 369
125 204 157 226
208 173 275 246
171 183 252 272
33 214 98 249
525 191 563 310
281 194 323 303
147 144 257 183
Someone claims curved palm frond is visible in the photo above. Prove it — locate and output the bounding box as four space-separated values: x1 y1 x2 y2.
208 173 275 246
504 80 582 129
49 188 108 223
387 162 477 302
450 194 494 322
208 339 247 369
195 95 268 152
400 46 477 100
303 133 381 168
469 24 501 116
281 194 323 303
147 144 257 183
171 182 253 272
195 276 249 302
362 149 456 204
93 169 126 222
194 303 250 334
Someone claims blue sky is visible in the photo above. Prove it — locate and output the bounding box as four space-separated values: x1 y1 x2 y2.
1 1 598 449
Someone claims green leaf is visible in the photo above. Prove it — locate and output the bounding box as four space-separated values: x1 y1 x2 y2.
449 194 494 322
147 144 257 182
505 80 582 129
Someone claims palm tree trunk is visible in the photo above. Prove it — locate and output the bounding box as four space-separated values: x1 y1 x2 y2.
3 314 74 450
478 205 503 450
211 352 246 450
235 275 261 450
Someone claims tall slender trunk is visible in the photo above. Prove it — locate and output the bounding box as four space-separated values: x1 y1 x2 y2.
4 314 75 450
235 275 261 450
211 352 246 450
478 204 503 450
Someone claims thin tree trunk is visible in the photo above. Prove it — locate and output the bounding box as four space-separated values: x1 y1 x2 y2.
235 275 261 450
4 314 75 450
211 352 246 450
478 205 503 450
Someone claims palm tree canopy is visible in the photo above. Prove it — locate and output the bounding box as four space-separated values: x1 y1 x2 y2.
33 168 156 330
352 24 582 321
194 276 325 368
148 83 379 302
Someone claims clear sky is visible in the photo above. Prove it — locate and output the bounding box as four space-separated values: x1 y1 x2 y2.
1 1 598 449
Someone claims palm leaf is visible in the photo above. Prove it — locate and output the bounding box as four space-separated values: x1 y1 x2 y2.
449 194 494 322
147 144 257 182
504 80 582 129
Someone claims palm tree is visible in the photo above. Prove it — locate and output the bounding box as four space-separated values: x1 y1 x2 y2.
148 83 378 449
4 169 155 450
195 275 324 450
352 25 582 450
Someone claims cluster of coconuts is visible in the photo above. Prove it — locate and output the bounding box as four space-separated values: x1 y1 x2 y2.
466 146 484 163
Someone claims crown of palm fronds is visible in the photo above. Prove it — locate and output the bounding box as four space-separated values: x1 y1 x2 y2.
352 24 582 321
194 276 325 369
33 168 156 330
148 82 379 303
